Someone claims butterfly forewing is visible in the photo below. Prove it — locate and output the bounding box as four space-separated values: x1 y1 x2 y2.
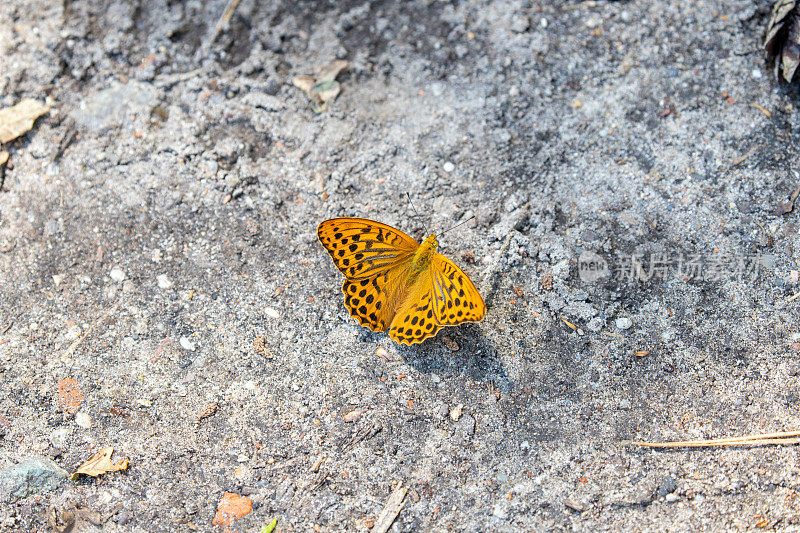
430 254 486 326
317 218 418 280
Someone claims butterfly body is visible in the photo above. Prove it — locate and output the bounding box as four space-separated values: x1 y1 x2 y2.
317 217 485 345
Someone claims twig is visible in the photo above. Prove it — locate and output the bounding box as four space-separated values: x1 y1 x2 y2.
785 290 800 303
372 483 408 533
730 144 761 167
750 103 772 118
203 0 242 51
0 322 11 334
626 429 800 448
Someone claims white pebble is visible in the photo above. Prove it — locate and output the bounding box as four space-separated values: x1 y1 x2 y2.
75 412 92 429
450 404 463 421
179 336 196 351
520 440 530 450
443 161 455 173
157 274 173 289
65 325 82 341
265 307 280 319
790 270 799 283
615 317 632 330
109 267 126 282
539 17 548 28
751 69 762 79
52 274 64 286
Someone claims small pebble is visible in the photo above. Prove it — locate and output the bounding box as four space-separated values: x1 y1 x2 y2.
179 336 196 351
666 493 679 502
790 270 799 283
442 335 460 351
443 161 455 173
49 427 70 450
450 404 463 421
615 317 632 330
109 268 126 282
587 317 603 333
344 409 365 422
52 274 64 286
520 440 530 450
264 307 280 320
751 69 762 79
75 412 92 429
157 274 173 289
510 15 529 33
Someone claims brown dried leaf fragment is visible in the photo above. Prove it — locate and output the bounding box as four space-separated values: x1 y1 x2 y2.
765 0 800 82
0 98 51 144
70 446 129 480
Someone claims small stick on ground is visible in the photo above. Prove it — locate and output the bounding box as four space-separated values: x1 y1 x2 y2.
785 290 800 303
750 103 772 118
626 429 800 448
730 144 761 167
372 483 408 533
203 0 242 51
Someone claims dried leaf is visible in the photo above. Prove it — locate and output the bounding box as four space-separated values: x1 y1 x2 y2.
0 98 51 144
317 59 348 83
0 151 8 166
312 80 341 104
293 61 348 113
292 75 316 93
70 446 129 480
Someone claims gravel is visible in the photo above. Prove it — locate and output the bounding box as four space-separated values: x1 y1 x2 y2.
1 0 799 530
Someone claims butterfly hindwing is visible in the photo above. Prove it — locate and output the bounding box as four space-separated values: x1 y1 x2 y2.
430 254 485 326
388 273 442 345
318 218 418 280
341 263 409 332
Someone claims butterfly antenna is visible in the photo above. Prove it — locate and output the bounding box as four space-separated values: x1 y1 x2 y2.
440 214 476 237
405 191 427 234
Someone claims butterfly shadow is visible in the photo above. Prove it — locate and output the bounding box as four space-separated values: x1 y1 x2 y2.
395 324 511 391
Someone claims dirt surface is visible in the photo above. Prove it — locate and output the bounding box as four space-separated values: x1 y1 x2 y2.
2 0 800 531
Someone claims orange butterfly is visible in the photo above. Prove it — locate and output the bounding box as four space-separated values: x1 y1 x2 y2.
318 217 485 345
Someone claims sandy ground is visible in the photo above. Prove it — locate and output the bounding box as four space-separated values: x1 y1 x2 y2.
2 0 800 531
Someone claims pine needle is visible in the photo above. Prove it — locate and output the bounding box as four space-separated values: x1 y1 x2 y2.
626 430 800 448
